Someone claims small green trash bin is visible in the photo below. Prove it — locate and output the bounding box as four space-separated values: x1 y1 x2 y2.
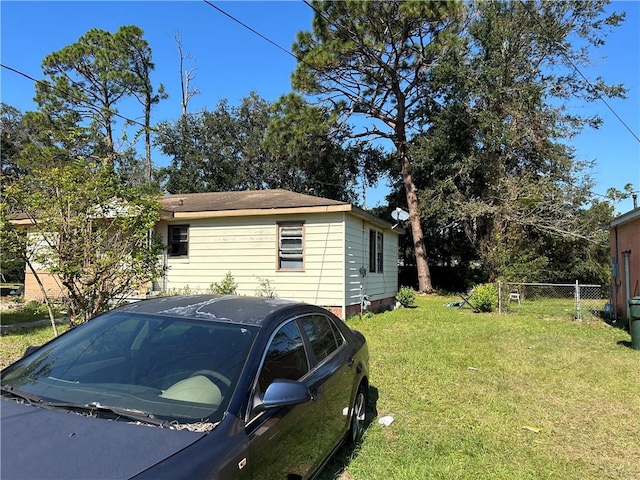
629 296 640 351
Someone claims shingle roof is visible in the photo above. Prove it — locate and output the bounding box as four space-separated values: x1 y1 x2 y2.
10 189 399 232
158 189 398 232
159 189 347 213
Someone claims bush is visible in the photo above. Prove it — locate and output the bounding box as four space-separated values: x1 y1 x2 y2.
210 272 238 295
23 301 51 316
255 277 277 298
470 283 499 312
396 286 417 308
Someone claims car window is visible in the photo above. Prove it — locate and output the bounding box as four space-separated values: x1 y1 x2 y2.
53 314 141 366
1 312 257 425
258 321 309 392
300 315 344 365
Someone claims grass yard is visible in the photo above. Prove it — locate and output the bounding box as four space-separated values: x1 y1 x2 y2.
1 307 56 326
326 296 639 480
0 324 70 369
0 297 68 326
501 296 607 322
1 295 638 479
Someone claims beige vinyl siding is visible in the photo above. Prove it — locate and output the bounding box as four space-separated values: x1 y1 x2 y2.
344 215 399 308
345 215 368 308
157 213 345 306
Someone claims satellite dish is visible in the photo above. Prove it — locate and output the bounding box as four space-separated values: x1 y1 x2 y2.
391 207 409 221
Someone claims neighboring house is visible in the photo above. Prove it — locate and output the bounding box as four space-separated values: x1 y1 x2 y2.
610 206 640 324
20 189 402 319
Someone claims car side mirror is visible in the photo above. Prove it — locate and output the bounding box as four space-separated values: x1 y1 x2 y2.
253 379 311 413
23 345 40 357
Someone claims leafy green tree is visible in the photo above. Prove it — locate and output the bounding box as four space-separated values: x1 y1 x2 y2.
158 92 383 203
407 0 625 282
292 1 464 292
3 156 164 324
1 103 29 184
156 99 243 193
35 26 164 169
606 183 636 207
119 26 167 181
236 93 277 191
0 204 26 284
264 93 386 203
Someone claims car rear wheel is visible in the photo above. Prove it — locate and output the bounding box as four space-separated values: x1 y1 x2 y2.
348 384 367 446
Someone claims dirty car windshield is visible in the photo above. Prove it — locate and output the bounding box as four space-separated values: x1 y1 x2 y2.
1 311 256 425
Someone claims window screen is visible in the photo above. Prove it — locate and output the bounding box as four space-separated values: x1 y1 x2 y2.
278 223 304 270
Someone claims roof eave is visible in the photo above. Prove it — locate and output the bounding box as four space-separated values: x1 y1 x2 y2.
168 204 402 233
610 207 640 228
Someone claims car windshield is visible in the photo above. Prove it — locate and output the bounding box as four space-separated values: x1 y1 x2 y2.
1 311 257 426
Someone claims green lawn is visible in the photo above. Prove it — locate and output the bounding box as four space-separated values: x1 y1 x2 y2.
0 323 70 369
1 309 53 326
1 296 638 479
0 297 67 326
327 296 639 480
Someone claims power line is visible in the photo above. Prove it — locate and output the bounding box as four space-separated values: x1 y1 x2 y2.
1 63 156 131
518 0 639 144
203 1 296 61
202 0 400 126
294 2 636 202
298 0 477 133
559 53 639 144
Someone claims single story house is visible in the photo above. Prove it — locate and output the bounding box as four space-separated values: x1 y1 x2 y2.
610 206 640 324
21 189 402 319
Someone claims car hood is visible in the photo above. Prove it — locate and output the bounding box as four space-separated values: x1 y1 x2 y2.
1 399 207 479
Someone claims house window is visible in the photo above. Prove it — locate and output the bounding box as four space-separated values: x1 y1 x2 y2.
168 225 189 257
278 223 304 270
369 230 384 273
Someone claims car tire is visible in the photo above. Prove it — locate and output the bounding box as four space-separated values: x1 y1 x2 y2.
348 383 367 446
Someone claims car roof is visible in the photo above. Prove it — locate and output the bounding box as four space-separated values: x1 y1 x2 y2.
115 295 307 327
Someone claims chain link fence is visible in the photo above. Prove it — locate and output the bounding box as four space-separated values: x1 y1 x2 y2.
497 281 607 321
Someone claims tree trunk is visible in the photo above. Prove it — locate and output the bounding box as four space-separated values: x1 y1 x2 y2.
24 256 59 337
145 91 152 183
399 146 433 293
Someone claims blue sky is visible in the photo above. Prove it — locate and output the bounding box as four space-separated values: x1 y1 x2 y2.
1 1 638 213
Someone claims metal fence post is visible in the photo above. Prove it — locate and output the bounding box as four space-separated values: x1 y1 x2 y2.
575 280 581 321
498 281 502 314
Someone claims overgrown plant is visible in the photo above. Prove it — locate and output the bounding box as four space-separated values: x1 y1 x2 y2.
396 286 417 308
255 276 277 298
3 159 164 325
210 272 238 295
470 283 499 313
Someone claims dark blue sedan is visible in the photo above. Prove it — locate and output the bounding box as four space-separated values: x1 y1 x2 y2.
1 295 369 479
